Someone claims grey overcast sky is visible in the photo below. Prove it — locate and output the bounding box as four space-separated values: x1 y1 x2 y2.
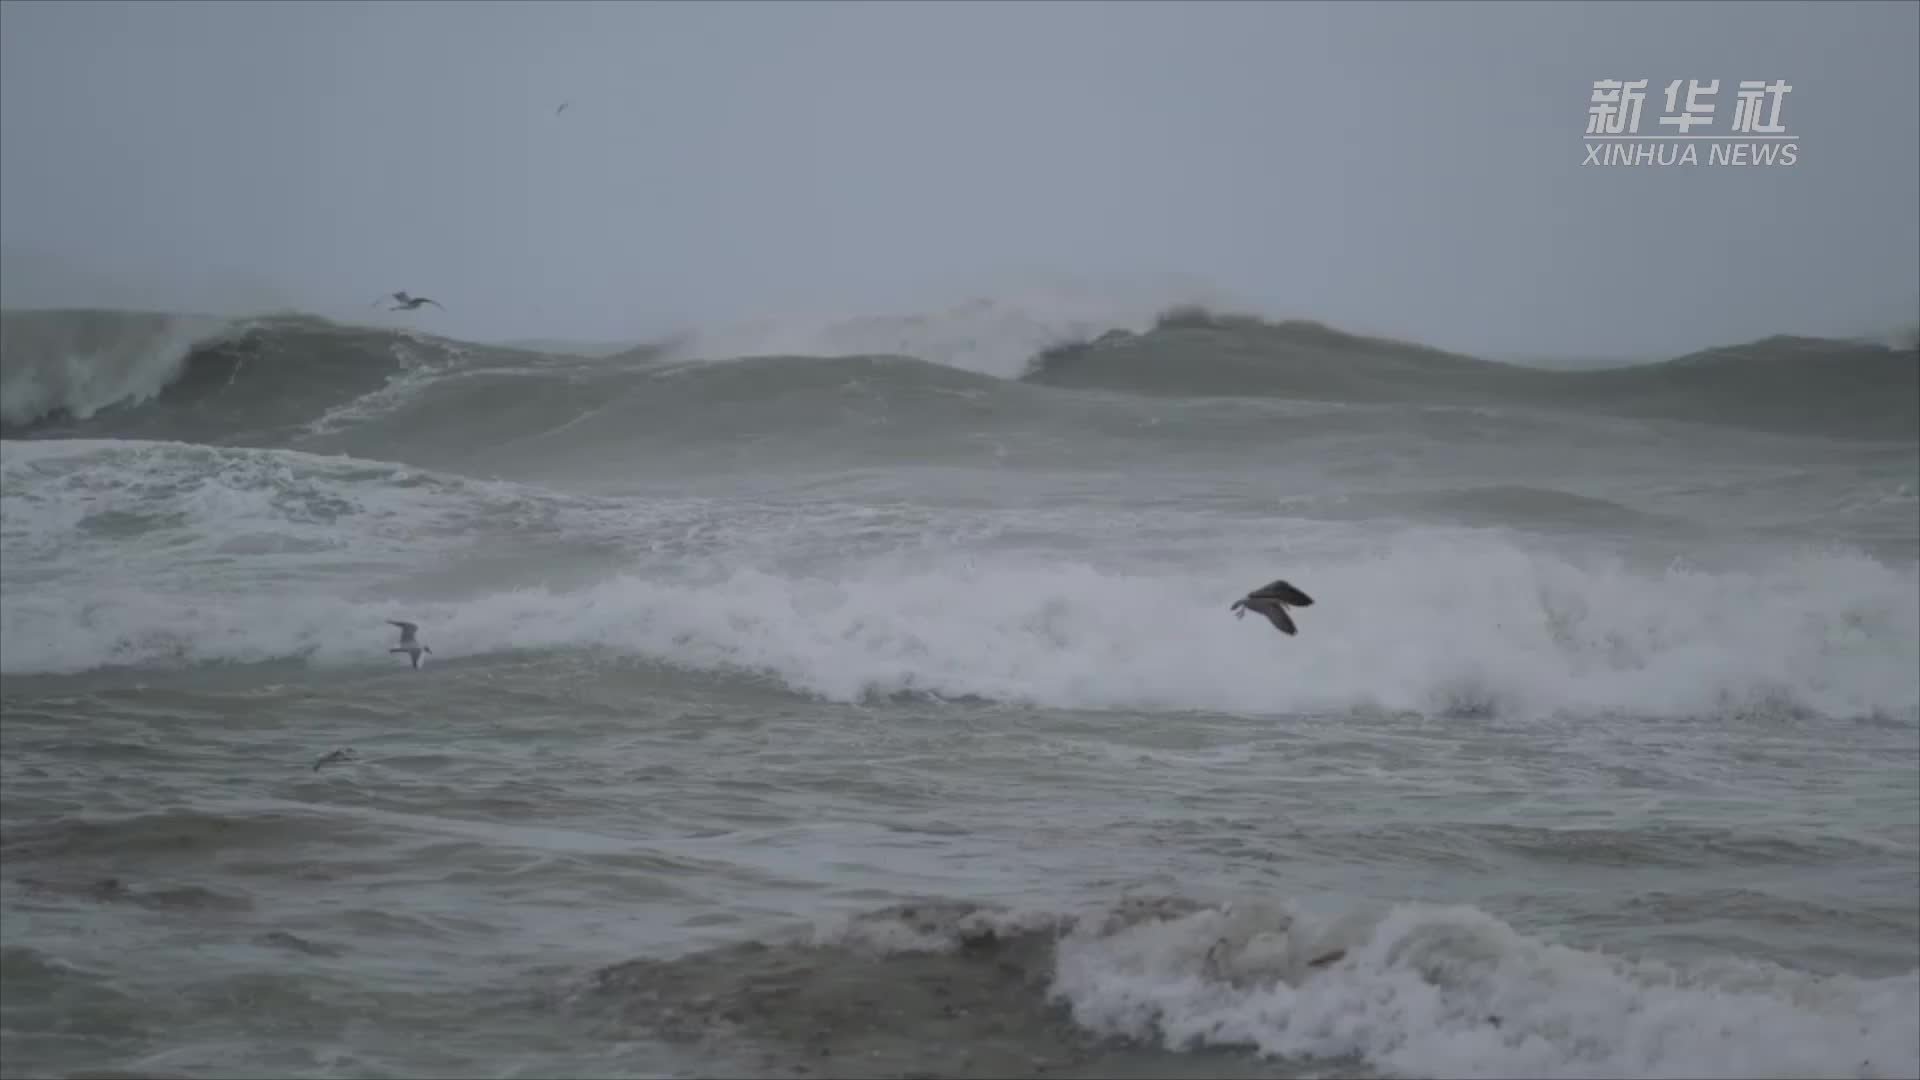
2 0 1915 358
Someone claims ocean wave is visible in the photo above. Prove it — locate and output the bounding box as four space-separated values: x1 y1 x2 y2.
4 302 1912 457
662 287 1200 380
1048 896 1918 1079
0 308 238 428
0 309 656 450
290 350 1641 487
1033 309 1920 442
5 508 1913 722
579 893 1920 1080
0 438 675 595
294 351 1059 482
0 310 464 440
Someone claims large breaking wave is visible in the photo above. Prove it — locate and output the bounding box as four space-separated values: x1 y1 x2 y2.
4 441 1915 722
8 537 1912 721
0 308 237 428
4 302 1915 459
0 308 629 446
578 894 1920 1080
5 297 1914 720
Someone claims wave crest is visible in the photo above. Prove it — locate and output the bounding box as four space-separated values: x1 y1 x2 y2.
7 457 1912 718
6 301 1912 454
1032 312 1920 441
581 892 1919 1080
0 308 239 428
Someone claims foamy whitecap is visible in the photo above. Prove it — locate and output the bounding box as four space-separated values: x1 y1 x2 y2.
1049 898 1919 1080
5 517 1914 722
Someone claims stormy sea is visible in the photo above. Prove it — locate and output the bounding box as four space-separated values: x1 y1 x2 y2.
1 298 1916 1080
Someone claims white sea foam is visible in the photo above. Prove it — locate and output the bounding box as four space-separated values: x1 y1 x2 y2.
664 278 1239 379
0 311 239 426
5 458 1913 721
1043 896 1918 1080
6 440 1914 718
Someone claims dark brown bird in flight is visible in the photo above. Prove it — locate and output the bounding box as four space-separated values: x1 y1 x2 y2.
1230 579 1315 636
372 291 444 311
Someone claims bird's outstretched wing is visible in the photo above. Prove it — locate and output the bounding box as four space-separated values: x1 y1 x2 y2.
1248 580 1313 607
1241 600 1297 635
388 620 418 633
1264 604 1298 636
423 299 444 309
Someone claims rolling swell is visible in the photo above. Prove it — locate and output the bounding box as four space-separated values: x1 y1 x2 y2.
1029 309 1536 400
1557 335 1920 439
1029 307 1920 441
0 310 579 447
295 352 1061 482
6 305 1913 470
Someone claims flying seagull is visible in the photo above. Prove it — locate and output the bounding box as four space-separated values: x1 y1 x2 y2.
388 620 433 669
1230 579 1315 636
556 100 570 115
372 291 444 311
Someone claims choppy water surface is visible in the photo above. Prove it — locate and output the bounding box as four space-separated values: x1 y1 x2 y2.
3 303 1916 1079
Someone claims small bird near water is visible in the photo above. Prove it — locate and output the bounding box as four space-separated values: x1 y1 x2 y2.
372 291 444 311
1230 579 1315 636
388 620 432 669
